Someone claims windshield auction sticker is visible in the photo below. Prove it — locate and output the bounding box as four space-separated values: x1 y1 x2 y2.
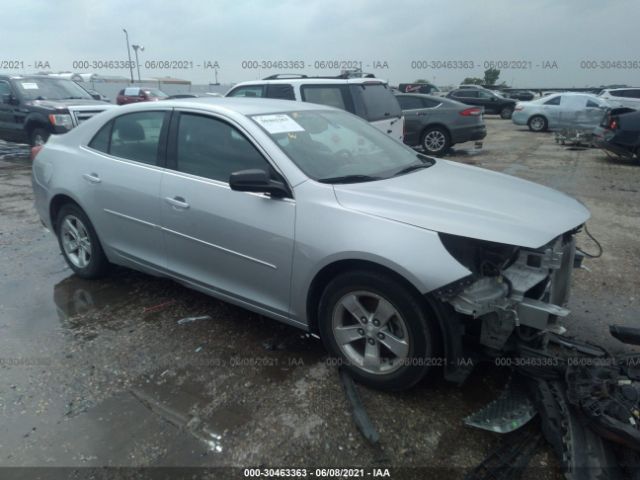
20 82 39 89
254 114 305 134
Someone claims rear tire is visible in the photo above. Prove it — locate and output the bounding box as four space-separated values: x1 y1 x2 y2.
421 127 450 156
56 204 109 279
29 128 50 147
528 115 548 132
318 270 441 391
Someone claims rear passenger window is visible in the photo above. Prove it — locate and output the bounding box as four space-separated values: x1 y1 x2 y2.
545 96 561 105
396 96 423 110
301 85 347 110
266 84 295 100
88 121 112 153
625 90 640 99
586 100 600 108
175 113 271 183
109 111 165 165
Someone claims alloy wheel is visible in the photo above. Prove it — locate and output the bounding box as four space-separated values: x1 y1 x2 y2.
423 130 446 153
331 290 410 375
60 215 92 268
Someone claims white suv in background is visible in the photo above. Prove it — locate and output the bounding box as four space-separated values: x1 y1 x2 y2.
598 88 640 110
226 75 404 141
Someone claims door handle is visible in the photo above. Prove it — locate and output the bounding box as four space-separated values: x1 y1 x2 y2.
165 196 190 210
82 173 101 184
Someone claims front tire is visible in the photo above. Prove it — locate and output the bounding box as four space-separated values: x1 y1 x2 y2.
30 128 50 147
318 270 441 391
528 115 548 132
421 127 450 155
56 204 109 279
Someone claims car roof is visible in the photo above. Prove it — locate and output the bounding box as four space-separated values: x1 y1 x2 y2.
231 78 388 87
602 87 640 92
119 97 337 115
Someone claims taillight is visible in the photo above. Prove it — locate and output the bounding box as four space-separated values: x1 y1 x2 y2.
30 145 43 161
609 118 618 130
460 107 481 116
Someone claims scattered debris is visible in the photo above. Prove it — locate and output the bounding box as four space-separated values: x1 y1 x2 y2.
142 300 176 314
195 346 203 353
177 315 212 325
464 377 537 433
338 368 380 445
464 428 542 480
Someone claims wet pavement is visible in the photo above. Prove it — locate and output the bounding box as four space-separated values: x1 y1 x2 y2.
0 122 638 478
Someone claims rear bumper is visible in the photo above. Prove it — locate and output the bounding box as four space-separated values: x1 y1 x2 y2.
451 125 487 144
511 111 529 126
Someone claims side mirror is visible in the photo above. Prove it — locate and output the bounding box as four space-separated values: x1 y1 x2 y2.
229 169 289 198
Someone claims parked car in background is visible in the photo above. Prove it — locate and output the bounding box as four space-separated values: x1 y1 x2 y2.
395 93 486 155
598 88 640 110
457 85 489 90
398 83 440 95
31 98 589 390
501 89 535 101
512 93 609 132
447 88 516 119
116 87 168 105
0 74 115 145
226 75 403 141
594 107 640 162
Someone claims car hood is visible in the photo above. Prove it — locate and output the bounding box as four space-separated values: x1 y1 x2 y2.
27 99 107 109
332 160 590 248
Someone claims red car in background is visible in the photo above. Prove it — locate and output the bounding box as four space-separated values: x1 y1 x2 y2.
116 86 168 105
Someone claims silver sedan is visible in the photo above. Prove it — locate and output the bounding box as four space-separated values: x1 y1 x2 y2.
512 92 609 132
32 98 589 390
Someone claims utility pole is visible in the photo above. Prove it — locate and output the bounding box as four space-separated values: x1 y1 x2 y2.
132 45 144 82
122 28 134 83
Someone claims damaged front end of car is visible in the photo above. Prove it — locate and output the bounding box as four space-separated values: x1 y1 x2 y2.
432 228 585 381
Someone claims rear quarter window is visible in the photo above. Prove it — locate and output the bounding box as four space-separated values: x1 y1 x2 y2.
351 83 401 122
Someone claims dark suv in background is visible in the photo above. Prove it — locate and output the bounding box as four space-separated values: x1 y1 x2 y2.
0 75 113 145
447 88 516 119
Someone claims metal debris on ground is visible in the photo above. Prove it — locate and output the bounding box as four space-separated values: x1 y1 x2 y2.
554 129 597 147
177 315 212 325
464 429 542 480
464 377 537 433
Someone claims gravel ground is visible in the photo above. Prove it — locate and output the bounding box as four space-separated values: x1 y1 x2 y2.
0 118 638 479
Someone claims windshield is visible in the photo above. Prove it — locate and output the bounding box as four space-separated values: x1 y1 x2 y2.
14 78 93 101
252 110 433 183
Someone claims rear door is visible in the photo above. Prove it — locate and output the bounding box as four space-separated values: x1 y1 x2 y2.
159 110 295 318
82 109 169 270
396 94 431 146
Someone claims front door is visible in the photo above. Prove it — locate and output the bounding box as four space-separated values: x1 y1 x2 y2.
160 111 295 318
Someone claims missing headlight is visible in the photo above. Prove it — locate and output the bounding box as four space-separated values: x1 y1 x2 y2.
439 233 519 277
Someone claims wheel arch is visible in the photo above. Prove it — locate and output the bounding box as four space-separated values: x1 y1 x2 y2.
305 258 433 334
420 123 451 142
49 193 84 234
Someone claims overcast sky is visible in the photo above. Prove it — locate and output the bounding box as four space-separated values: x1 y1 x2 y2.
4 0 640 87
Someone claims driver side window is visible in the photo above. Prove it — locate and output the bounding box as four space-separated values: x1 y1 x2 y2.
174 113 272 183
